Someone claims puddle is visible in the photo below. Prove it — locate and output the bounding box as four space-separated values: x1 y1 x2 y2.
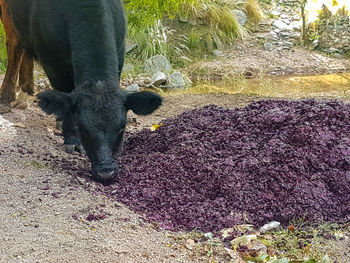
165 73 350 99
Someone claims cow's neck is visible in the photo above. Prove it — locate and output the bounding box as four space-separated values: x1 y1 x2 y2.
68 0 125 88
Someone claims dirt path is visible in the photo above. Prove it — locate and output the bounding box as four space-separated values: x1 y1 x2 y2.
186 37 350 81
0 94 261 263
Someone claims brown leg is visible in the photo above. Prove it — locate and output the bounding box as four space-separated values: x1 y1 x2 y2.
0 40 23 104
0 0 24 105
19 52 34 95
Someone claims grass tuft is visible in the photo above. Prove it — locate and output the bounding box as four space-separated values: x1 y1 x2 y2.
245 0 265 23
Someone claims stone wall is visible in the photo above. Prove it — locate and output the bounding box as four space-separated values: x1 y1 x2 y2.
314 17 350 56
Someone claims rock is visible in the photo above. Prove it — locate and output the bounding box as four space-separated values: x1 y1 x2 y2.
125 84 140 93
232 9 247 26
324 47 339 53
169 72 191 89
333 53 343 59
144 55 172 74
283 41 294 48
143 77 152 85
260 221 280 233
125 43 137 53
150 71 168 87
273 20 292 31
213 50 224 57
279 30 292 38
264 42 274 51
319 255 331 263
271 10 281 16
212 33 223 49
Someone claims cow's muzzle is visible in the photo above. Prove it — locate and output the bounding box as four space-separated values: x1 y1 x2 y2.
92 165 118 183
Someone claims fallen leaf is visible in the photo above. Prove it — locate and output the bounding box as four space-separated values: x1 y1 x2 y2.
14 122 27 128
287 225 295 232
203 232 213 239
150 122 163 131
231 234 257 248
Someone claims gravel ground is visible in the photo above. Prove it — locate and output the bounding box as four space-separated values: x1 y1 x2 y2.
1 92 350 262
0 93 258 263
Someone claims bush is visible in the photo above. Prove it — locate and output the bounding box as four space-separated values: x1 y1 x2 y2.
0 22 7 72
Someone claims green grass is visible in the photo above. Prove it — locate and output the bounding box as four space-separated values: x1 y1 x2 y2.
262 221 343 262
26 160 50 169
0 22 7 73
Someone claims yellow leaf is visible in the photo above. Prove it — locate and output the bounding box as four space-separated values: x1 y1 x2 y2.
150 122 163 131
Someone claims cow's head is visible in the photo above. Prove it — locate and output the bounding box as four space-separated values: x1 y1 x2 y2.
37 86 162 182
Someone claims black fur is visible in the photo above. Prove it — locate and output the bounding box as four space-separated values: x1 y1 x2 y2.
126 91 162 115
7 0 162 181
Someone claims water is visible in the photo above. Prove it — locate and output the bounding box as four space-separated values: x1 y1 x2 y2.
167 73 350 99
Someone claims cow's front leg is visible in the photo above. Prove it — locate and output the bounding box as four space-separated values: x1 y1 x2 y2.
0 43 23 105
62 111 85 154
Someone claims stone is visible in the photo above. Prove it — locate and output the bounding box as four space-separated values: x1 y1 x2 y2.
273 20 293 31
168 72 191 89
319 255 331 263
212 33 223 49
263 42 274 51
213 50 224 57
144 55 172 74
333 53 343 59
150 71 168 87
325 47 340 53
283 41 294 48
271 10 281 16
125 42 137 53
279 30 292 38
281 18 291 25
125 84 140 93
260 221 280 233
231 9 247 26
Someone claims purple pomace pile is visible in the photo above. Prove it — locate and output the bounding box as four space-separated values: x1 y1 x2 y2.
102 100 350 232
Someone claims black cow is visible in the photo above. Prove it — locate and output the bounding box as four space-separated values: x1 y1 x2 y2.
6 0 162 182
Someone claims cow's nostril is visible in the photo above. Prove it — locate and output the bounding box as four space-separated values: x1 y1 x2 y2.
95 168 116 181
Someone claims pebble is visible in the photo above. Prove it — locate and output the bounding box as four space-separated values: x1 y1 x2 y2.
260 221 281 233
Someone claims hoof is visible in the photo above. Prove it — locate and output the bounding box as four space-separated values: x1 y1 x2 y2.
10 90 29 109
10 100 28 109
56 120 63 130
0 103 11 113
64 144 75 154
64 144 86 155
76 144 86 155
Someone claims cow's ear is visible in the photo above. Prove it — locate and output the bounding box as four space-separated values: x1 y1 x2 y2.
37 90 75 116
126 91 162 115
